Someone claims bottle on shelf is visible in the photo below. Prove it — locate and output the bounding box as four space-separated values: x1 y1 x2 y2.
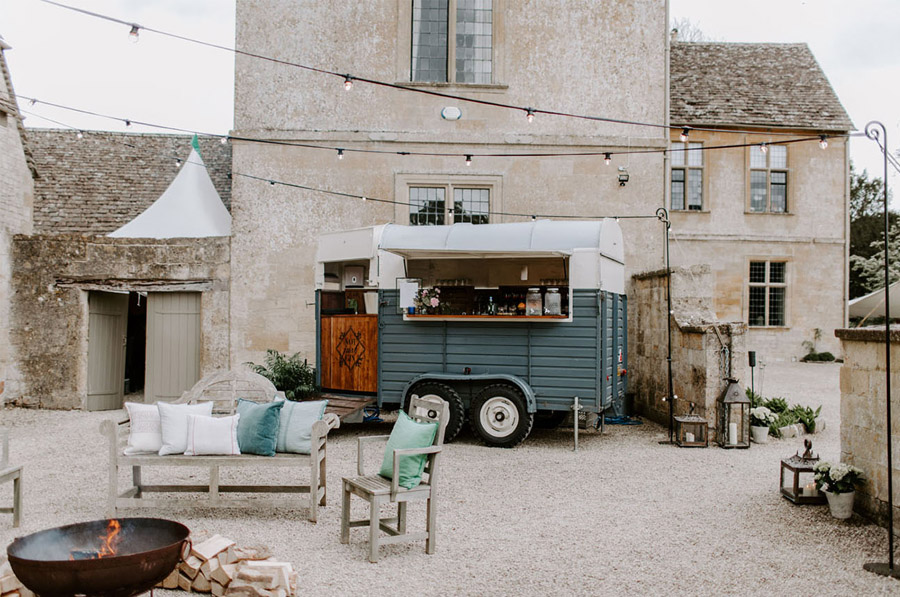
487 296 497 316
526 288 543 316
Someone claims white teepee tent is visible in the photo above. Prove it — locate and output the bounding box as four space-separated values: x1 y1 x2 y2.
108 137 231 238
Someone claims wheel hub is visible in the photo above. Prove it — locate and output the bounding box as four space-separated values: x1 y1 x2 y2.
480 396 519 438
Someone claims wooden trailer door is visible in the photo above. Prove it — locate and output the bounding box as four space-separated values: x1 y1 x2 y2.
320 314 378 393
87 291 128 411
145 292 201 403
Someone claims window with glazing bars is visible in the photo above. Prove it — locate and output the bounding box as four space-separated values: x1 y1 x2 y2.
410 186 489 225
749 145 787 213
671 141 703 210
411 0 492 84
748 261 786 327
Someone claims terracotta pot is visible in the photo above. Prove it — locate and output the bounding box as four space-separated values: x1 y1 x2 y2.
750 425 769 444
824 489 855 519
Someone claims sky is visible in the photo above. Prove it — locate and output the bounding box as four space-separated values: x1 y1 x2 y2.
0 0 898 192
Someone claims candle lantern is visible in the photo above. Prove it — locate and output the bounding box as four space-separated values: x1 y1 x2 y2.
717 378 750 449
675 402 708 447
780 438 827 505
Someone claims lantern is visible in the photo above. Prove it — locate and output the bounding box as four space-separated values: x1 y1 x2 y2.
675 402 708 447
717 378 749 448
780 439 826 505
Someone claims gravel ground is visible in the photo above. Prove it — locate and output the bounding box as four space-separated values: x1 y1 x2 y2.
1 361 898 596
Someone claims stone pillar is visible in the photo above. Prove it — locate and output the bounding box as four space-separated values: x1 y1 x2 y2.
835 327 900 533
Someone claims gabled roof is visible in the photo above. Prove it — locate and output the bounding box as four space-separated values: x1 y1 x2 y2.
27 130 231 235
670 42 854 132
0 36 36 177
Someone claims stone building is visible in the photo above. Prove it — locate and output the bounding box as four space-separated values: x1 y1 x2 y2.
7 130 232 409
0 37 35 402
668 42 852 361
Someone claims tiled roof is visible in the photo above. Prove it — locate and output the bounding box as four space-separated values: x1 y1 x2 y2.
27 130 231 235
670 42 853 132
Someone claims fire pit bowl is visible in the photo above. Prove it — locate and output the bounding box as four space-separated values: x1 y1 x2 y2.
7 517 190 597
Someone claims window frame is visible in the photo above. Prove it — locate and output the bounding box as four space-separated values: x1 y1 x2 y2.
397 0 506 88
395 173 503 225
747 143 790 214
669 140 705 212
746 259 790 328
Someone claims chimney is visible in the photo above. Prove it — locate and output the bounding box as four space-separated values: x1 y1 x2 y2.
670 28 679 43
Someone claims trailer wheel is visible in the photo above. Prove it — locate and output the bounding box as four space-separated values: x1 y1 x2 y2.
405 382 466 442
469 384 533 448
534 410 569 429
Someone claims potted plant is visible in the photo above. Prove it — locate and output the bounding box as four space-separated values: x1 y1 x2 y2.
814 461 865 519
749 406 776 443
414 287 442 315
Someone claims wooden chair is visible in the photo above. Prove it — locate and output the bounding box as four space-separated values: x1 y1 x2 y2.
0 429 22 527
340 396 449 562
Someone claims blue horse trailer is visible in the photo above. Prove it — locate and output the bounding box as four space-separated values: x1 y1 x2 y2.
315 220 627 447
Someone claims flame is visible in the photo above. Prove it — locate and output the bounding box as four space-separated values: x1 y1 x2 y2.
97 519 122 558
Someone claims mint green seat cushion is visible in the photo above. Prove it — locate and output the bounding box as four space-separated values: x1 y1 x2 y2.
378 411 438 489
236 399 284 456
275 398 328 455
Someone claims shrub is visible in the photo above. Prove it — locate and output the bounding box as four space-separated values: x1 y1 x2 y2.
792 405 822 433
245 349 319 401
763 397 789 414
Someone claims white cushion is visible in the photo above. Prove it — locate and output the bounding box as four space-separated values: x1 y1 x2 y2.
158 401 215 455
123 402 162 455
184 414 241 456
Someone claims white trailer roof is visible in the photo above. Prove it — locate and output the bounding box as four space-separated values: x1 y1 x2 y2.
378 219 624 262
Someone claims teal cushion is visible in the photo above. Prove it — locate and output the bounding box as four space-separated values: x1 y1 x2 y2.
378 411 438 489
275 399 328 454
236 399 284 456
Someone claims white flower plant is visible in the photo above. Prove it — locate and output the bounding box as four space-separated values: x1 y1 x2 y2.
814 461 865 494
749 406 777 428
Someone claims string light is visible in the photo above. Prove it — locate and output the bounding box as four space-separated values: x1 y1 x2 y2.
76 131 83 139
759 143 768 154
604 153 612 165
465 155 472 166
680 128 689 142
337 148 344 160
526 108 535 123
175 158 182 166
220 136 228 145
128 25 140 43
343 75 353 91
361 195 367 202
819 135 828 150
269 180 275 186
124 119 131 127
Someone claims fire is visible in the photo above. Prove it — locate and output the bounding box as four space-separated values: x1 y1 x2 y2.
97 519 122 558
69 519 122 560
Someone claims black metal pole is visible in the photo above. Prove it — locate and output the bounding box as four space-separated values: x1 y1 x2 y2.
656 208 674 443
863 121 898 580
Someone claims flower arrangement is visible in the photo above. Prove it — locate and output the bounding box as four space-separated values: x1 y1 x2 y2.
749 406 777 428
413 287 442 314
814 461 865 494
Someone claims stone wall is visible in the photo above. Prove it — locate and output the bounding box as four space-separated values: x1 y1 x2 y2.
835 327 900 533
10 235 230 409
0 42 35 402
630 265 747 438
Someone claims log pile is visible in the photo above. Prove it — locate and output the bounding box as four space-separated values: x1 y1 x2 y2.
157 533 297 597
0 555 34 597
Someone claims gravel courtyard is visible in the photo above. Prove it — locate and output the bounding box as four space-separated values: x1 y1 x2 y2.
1 361 898 596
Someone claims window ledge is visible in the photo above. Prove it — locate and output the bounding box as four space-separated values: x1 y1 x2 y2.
748 326 790 330
395 81 509 93
671 209 710 214
744 211 794 216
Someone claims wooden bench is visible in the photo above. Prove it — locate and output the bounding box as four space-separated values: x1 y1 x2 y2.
101 369 340 523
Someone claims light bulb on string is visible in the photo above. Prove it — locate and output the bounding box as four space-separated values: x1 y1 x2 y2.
680 128 689 142
337 149 344 160
759 143 768 154
76 131 84 140
124 119 131 128
819 135 828 150
175 158 182 167
269 180 275 186
220 136 228 145
526 108 534 123
343 75 353 91
128 25 140 43
465 155 472 166
361 196 367 202
604 153 612 166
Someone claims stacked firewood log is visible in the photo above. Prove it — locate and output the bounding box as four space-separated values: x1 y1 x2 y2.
158 533 297 597
0 556 33 597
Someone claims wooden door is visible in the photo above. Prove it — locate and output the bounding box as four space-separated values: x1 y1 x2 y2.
320 314 378 393
145 292 201 403
87 291 128 411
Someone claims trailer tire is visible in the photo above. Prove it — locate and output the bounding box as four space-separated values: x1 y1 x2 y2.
469 384 533 448
405 382 466 442
533 410 569 429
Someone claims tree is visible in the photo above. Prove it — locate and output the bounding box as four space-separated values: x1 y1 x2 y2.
849 220 900 294
849 164 896 298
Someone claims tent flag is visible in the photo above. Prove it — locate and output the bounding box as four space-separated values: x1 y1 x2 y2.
191 134 201 156
107 141 231 239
